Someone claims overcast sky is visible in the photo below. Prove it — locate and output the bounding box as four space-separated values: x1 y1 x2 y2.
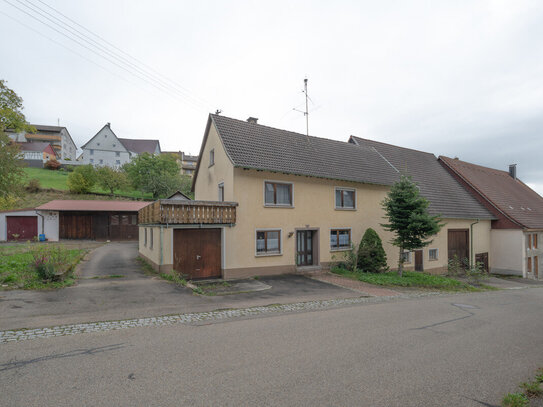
2 0 542 193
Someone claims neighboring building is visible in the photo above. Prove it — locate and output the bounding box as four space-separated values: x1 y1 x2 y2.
80 123 161 168
138 114 494 280
16 142 57 168
161 151 199 176
7 124 77 162
439 157 543 279
0 200 150 242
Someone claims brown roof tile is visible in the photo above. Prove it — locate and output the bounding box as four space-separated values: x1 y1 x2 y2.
36 200 151 212
439 156 543 229
119 138 161 154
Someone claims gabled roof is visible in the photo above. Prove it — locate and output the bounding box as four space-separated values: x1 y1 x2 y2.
167 191 191 200
36 200 150 212
81 123 125 151
439 156 543 229
196 114 399 187
119 138 161 154
32 124 64 133
349 137 495 220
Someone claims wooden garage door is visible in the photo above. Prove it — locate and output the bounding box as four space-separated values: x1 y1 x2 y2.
6 216 37 241
173 229 221 279
60 213 93 239
448 229 469 264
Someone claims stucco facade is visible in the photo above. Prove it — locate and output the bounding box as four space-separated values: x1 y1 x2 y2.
81 124 132 168
142 119 492 280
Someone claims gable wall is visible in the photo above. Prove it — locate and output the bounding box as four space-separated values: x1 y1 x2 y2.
82 127 131 167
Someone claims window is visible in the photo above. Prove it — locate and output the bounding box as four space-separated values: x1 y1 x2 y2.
90 159 94 163
90 149 94 155
113 143 116 147
535 234 539 249
429 248 438 261
150 229 154 250
209 149 215 166
335 188 355 209
527 256 532 273
121 215 129 225
110 215 119 225
131 215 137 225
99 159 103 164
264 182 293 206
401 252 411 263
330 229 351 250
218 182 224 202
116 151 120 157
144 228 147 247
527 234 532 250
256 230 281 255
116 160 121 165
97 142 100 146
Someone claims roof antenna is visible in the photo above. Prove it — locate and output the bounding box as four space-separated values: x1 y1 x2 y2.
57 118 60 126
215 109 222 115
293 77 310 138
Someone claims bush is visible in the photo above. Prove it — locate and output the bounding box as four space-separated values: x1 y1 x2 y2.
26 178 41 192
44 159 61 170
67 164 96 193
332 243 358 273
357 228 388 273
30 245 72 282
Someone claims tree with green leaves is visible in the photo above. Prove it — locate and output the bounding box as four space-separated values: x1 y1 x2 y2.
124 153 184 199
96 166 129 195
381 175 443 276
357 228 388 273
67 165 97 194
0 80 34 207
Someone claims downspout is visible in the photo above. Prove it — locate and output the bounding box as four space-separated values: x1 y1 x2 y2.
470 219 479 267
36 211 45 239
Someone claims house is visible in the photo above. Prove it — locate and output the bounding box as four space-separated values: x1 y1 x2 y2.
80 123 161 168
16 142 58 167
7 124 77 162
161 151 199 176
138 114 494 280
439 157 543 279
0 200 150 242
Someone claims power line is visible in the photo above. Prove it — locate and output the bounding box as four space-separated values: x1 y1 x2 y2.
33 0 212 109
2 0 210 110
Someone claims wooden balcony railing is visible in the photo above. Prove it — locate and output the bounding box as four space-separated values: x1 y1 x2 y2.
138 200 237 225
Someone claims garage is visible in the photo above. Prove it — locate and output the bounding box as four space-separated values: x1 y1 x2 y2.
6 216 38 241
173 228 222 279
37 200 149 241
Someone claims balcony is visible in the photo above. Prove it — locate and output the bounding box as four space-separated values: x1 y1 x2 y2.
138 199 237 225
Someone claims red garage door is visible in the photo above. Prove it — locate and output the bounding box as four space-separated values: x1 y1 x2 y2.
6 216 38 241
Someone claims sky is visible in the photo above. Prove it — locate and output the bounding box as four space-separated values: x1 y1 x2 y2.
1 0 543 193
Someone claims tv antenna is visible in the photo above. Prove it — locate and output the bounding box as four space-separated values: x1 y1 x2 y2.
293 78 310 137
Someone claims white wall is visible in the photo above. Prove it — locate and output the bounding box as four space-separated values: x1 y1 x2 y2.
82 125 131 168
490 229 524 275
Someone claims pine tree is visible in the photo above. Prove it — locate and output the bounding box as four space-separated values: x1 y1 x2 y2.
381 175 443 276
357 228 388 273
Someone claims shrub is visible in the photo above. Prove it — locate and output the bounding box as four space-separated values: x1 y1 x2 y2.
67 165 96 193
26 178 41 192
447 255 468 276
44 159 61 170
30 245 72 281
357 228 388 273
332 243 358 273
502 393 529 407
466 261 488 285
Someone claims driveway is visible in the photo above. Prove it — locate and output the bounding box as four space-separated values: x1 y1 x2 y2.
0 242 359 330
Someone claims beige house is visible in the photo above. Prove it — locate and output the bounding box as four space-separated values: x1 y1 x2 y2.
138 115 494 279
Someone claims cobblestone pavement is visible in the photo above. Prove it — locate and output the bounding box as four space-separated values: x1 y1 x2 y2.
0 291 456 344
312 273 401 296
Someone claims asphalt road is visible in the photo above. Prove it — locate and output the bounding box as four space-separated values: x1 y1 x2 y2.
1 287 542 406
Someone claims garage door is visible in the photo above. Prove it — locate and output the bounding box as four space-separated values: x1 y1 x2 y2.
448 229 469 264
60 214 93 239
173 229 221 279
6 216 38 241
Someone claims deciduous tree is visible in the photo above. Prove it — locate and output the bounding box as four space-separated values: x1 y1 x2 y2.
96 166 129 195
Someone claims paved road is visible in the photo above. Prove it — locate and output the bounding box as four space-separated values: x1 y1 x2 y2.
0 242 358 330
1 287 542 406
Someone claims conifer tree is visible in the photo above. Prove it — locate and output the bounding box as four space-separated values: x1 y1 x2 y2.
357 228 388 273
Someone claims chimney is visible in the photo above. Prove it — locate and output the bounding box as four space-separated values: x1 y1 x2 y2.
247 117 258 124
107 122 111 127
509 164 517 179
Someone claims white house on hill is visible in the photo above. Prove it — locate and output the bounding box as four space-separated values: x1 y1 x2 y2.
80 123 161 167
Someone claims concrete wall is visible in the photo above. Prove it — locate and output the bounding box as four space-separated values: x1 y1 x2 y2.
490 229 524 276
0 210 59 242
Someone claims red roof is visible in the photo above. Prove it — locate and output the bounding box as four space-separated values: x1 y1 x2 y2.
439 156 543 229
36 200 151 212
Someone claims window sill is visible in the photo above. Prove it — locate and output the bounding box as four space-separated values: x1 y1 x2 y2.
263 205 294 209
335 207 356 211
255 253 282 257
428 258 439 262
330 247 352 252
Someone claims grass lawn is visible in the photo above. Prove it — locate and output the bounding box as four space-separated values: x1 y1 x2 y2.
0 243 88 290
331 267 483 291
22 167 153 199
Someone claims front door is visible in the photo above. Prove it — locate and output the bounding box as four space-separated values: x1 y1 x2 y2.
448 229 469 265
415 250 423 271
296 230 313 266
173 229 221 279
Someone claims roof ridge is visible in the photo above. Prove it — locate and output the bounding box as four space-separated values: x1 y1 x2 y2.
351 135 436 157
118 137 159 142
440 155 512 177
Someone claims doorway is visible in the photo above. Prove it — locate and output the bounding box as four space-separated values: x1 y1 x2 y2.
296 230 316 266
415 250 423 271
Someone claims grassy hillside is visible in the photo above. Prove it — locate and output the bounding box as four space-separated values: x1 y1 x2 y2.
15 190 146 209
22 168 153 199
